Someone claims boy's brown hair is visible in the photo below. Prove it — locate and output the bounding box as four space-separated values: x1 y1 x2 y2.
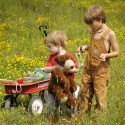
84 5 106 25
44 31 67 48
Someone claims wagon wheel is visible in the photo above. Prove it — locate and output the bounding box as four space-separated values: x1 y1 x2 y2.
28 96 43 115
5 96 12 110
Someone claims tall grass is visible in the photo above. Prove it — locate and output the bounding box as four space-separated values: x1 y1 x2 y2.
0 0 125 124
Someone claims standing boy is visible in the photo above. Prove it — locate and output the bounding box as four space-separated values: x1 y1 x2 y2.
77 5 120 115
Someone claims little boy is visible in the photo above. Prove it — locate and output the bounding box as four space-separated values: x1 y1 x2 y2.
77 5 120 115
44 31 78 124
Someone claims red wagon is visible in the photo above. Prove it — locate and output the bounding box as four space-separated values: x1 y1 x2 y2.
1 79 49 115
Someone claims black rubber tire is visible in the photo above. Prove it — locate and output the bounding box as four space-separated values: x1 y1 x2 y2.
44 90 48 103
39 90 48 103
39 91 45 103
5 97 12 110
28 96 43 115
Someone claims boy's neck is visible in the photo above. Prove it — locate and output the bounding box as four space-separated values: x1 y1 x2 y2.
97 23 107 33
58 47 66 55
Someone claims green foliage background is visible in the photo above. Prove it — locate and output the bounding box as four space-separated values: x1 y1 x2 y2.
0 0 125 124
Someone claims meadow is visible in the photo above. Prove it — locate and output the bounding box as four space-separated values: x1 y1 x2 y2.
0 0 125 124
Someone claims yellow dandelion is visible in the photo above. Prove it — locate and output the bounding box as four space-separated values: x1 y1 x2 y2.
0 92 3 96
62 118 66 121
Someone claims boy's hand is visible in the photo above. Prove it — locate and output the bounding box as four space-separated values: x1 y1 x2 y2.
67 68 79 73
56 64 78 73
55 64 64 71
77 46 88 56
100 53 107 61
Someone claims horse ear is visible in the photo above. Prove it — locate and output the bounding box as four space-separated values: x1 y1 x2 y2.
66 55 73 60
69 56 73 60
63 55 70 60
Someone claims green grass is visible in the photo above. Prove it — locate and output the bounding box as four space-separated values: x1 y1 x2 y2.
0 0 125 124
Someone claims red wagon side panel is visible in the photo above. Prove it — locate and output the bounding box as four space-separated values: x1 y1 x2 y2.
2 79 50 94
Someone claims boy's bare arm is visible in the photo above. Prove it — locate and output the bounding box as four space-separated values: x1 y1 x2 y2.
44 65 65 73
44 65 60 73
44 66 56 73
44 65 79 73
100 31 120 61
106 31 120 58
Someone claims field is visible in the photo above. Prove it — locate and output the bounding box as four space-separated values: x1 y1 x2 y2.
0 0 125 124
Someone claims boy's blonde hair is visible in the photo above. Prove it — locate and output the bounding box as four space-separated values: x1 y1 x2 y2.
84 5 106 25
44 31 67 48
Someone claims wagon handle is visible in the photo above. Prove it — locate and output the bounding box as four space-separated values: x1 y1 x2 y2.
15 81 22 93
39 24 48 36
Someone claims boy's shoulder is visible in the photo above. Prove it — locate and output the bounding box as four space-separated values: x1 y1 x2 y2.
65 51 71 55
103 26 115 36
108 29 115 37
103 27 116 40
48 53 58 59
65 51 74 57
102 27 116 42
